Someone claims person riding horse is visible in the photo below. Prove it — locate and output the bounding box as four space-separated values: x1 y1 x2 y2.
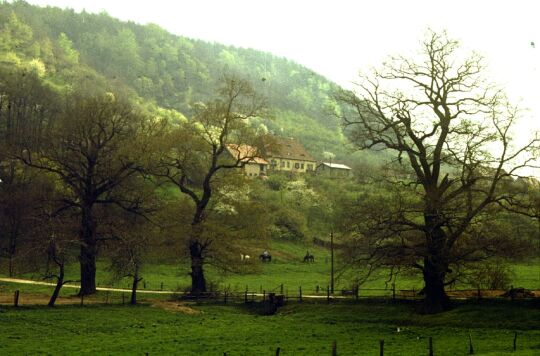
259 249 271 262
303 251 314 263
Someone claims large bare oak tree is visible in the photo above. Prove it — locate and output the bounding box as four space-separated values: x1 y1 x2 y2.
336 31 539 313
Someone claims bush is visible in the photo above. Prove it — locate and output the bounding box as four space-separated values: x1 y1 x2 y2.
465 262 514 290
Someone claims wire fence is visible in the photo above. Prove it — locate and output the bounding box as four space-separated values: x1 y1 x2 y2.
1 281 538 308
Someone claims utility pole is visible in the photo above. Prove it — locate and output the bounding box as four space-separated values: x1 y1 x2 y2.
330 231 334 293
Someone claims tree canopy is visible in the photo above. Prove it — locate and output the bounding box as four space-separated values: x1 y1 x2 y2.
336 30 539 313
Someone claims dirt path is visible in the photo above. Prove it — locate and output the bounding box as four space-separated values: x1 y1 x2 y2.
0 277 174 294
0 277 341 299
2 277 536 300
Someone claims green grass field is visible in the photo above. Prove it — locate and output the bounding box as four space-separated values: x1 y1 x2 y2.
1 239 539 355
1 240 538 309
1 297 539 355
3 240 540 295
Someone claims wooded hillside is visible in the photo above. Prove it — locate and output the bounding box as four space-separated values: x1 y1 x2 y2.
0 0 353 160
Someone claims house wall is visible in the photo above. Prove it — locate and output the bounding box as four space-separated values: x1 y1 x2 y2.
316 165 351 177
244 163 266 177
268 157 316 173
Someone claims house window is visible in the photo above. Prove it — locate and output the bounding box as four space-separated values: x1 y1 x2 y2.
294 162 300 169
271 159 277 167
286 161 290 168
301 163 304 169
307 164 313 171
280 161 285 168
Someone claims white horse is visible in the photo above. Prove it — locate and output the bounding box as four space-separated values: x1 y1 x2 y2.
240 253 251 262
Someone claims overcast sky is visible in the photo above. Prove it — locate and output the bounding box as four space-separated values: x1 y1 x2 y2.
23 0 540 138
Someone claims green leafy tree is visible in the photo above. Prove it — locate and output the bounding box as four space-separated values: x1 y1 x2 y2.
154 76 267 293
17 93 155 295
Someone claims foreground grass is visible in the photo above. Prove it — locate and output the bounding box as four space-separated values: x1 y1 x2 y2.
1 296 539 355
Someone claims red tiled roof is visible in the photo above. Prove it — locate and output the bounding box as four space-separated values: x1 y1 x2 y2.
264 137 315 162
226 144 268 165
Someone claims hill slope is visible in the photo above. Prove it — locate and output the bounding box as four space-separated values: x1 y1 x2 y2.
0 0 353 160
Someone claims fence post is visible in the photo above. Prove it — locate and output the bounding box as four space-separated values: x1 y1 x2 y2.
275 347 281 356
244 289 248 303
122 292 125 305
428 337 433 356
280 283 284 294
299 286 302 302
263 290 266 301
355 285 359 300
14 290 20 307
80 293 84 307
332 340 337 356
469 331 474 354
379 339 384 356
143 280 146 289
224 291 228 304
476 286 481 301
513 332 517 351
105 291 109 304
160 282 164 291
392 283 396 301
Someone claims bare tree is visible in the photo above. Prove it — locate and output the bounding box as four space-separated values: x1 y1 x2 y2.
154 76 268 294
42 233 78 308
336 31 539 313
107 211 157 305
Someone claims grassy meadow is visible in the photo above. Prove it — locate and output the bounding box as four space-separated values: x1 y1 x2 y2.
1 297 539 355
1 240 539 355
3 241 539 295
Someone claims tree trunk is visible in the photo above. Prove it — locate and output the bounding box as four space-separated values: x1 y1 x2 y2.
79 205 97 295
8 254 14 278
422 216 451 313
422 256 450 313
130 271 139 305
189 239 206 294
48 264 64 307
8 225 18 277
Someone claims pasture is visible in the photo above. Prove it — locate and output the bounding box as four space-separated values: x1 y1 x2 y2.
0 290 539 355
4 241 539 295
1 239 539 355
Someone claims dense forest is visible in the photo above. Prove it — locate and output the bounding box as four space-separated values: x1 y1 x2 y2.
0 0 358 161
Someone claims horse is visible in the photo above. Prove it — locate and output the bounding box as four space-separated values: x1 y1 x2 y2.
240 253 251 262
303 252 314 263
259 254 272 263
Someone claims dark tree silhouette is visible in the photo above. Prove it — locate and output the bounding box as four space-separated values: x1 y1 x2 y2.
336 31 539 313
17 93 153 295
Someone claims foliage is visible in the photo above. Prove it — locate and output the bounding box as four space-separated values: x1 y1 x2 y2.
0 0 351 162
